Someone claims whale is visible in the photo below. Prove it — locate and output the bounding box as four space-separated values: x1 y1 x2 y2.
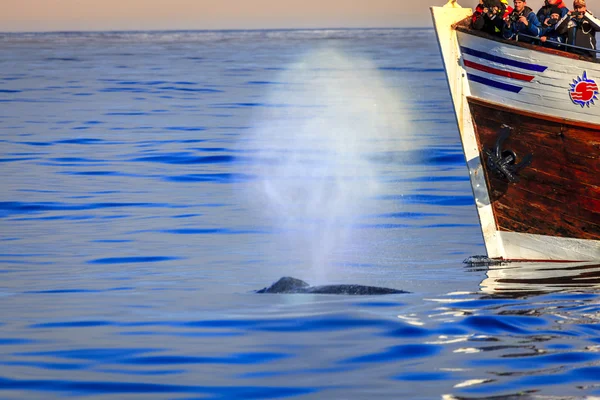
255 276 408 295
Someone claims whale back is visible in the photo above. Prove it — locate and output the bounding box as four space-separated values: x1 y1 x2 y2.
255 277 408 295
256 277 310 293
306 284 407 295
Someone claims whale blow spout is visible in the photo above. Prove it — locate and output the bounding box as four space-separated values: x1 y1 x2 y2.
255 277 409 295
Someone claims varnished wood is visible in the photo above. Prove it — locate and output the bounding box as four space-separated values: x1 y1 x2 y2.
468 97 600 132
468 98 600 240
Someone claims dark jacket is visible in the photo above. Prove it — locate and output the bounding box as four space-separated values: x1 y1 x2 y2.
540 23 565 46
556 11 600 57
473 0 506 35
540 5 569 46
503 6 542 42
473 12 506 35
537 0 568 27
472 3 486 26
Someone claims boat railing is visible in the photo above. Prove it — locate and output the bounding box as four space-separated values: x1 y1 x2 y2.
454 17 600 62
516 33 600 60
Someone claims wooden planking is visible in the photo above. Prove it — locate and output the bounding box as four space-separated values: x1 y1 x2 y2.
470 106 600 192
468 98 600 240
496 172 600 218
495 193 600 239
467 98 600 154
472 115 600 188
492 175 600 236
471 103 600 195
468 96 600 132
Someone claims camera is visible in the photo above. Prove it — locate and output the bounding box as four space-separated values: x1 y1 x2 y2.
487 7 502 17
509 13 521 23
571 11 584 18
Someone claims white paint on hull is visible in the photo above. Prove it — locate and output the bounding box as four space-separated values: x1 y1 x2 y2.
499 231 600 261
431 6 505 259
458 32 600 125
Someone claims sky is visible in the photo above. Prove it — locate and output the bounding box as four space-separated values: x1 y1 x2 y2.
1 0 482 32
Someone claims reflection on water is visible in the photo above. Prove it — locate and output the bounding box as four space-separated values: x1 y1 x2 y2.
480 261 600 297
432 261 600 399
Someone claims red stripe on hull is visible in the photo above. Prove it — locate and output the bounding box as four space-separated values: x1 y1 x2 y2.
463 59 535 82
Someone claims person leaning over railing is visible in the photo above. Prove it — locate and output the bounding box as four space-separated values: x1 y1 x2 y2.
503 0 542 43
555 0 600 57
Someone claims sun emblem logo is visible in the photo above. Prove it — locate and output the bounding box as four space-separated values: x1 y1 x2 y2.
569 71 598 108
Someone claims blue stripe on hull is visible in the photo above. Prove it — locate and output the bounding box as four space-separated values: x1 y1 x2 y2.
461 46 548 72
467 73 523 93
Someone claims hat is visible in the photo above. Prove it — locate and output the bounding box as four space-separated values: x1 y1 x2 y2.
550 5 562 14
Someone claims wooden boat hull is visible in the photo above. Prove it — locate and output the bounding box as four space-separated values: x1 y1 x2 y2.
431 5 600 261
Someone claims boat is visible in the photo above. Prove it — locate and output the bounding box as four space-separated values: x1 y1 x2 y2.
430 1 600 262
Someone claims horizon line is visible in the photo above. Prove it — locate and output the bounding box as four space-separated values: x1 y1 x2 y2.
0 26 433 35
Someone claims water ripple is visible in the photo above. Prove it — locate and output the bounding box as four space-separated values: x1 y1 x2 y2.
55 138 108 145
0 338 35 345
88 256 179 264
379 194 475 206
17 348 152 360
0 201 171 216
133 154 237 164
165 173 255 183
30 321 114 328
342 344 440 363
461 315 546 334
122 352 288 365
0 376 317 398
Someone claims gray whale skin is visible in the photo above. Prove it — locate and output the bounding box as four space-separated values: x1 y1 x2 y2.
256 276 408 295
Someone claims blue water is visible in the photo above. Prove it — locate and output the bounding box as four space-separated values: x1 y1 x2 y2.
1 29 599 399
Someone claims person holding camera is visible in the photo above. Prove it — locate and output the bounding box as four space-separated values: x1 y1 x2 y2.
503 0 542 43
537 0 569 29
473 0 507 35
555 0 600 57
540 6 568 48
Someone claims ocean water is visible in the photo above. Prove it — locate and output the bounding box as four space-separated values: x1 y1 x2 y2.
1 28 600 399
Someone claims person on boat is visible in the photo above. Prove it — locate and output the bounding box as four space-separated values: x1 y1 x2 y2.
555 0 600 57
537 0 569 29
500 0 514 18
502 0 542 43
540 6 568 48
473 0 507 35
472 0 486 25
